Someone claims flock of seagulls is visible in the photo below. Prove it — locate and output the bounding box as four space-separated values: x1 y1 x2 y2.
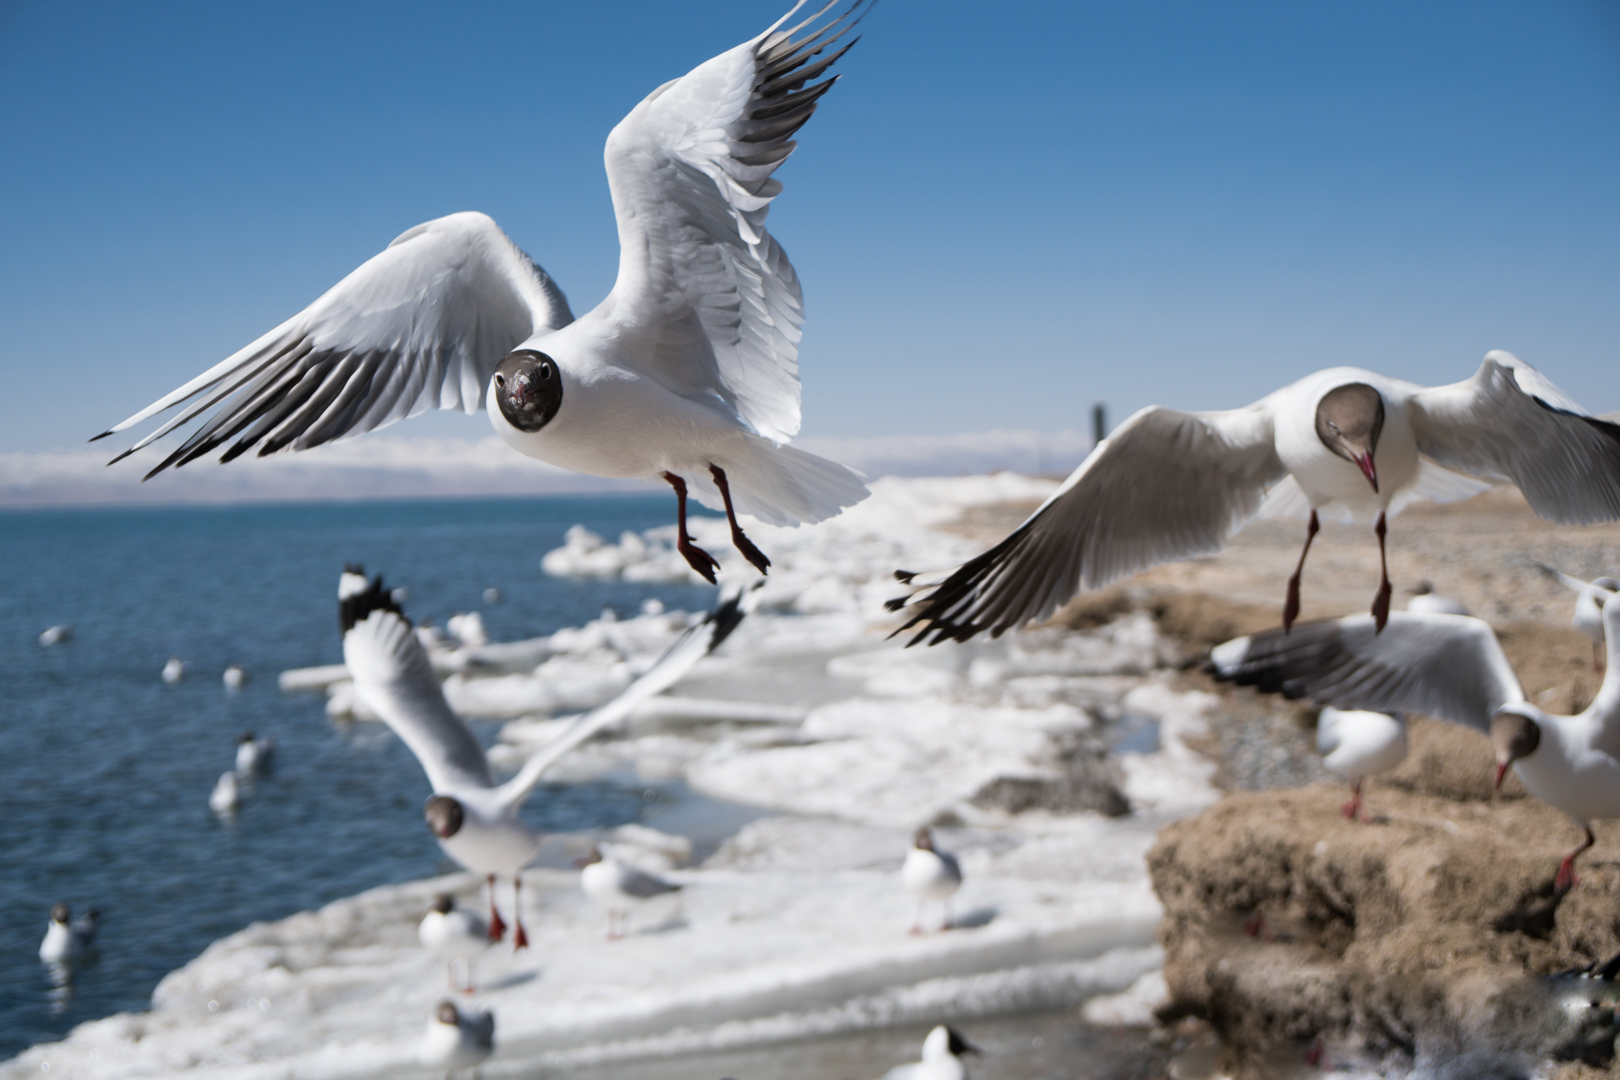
38 0 1617 1073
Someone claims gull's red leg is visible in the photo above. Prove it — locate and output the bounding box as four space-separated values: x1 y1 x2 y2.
512 874 529 951
1341 779 1363 822
1371 512 1392 633
1283 511 1320 632
1554 826 1596 895
709 464 770 576
486 874 507 942
662 472 718 584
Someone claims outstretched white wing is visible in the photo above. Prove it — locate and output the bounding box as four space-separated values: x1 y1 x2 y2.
889 403 1287 644
494 583 760 811
96 212 573 476
1410 351 1620 525
1208 611 1525 734
340 573 494 793
594 1 867 444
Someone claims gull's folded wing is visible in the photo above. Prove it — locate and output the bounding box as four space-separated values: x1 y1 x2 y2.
1207 611 1525 734
96 212 573 477
596 1 867 444
341 573 494 793
1410 351 1620 525
890 404 1287 644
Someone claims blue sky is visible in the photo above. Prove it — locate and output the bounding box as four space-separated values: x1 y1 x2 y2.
2 0 1617 456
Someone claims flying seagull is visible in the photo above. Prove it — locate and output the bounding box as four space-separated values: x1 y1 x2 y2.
93 2 872 583
1535 563 1618 672
890 353 1620 643
1209 601 1620 894
341 567 755 948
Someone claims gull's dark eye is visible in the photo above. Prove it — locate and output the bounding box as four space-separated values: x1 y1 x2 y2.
494 373 506 388
539 363 552 380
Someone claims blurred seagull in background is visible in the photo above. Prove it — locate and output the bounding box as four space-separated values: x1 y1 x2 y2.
1209 596 1620 894
891 353 1620 643
577 845 684 940
162 657 187 684
1315 708 1409 822
235 732 273 776
902 828 962 934
419 894 490 994
340 566 755 949
208 770 241 815
39 903 99 965
419 999 494 1077
1405 582 1469 617
38 625 71 646
223 665 247 691
1536 564 1619 672
92 2 873 584
878 1024 980 1080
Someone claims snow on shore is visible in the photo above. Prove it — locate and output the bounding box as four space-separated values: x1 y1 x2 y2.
7 474 1218 1078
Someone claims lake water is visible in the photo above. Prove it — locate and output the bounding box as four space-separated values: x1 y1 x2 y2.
0 494 723 1061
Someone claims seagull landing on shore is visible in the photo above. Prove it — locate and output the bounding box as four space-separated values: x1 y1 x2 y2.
340 566 755 950
878 1025 980 1080
902 828 962 934
1210 596 1620 895
890 353 1620 643
92 3 873 584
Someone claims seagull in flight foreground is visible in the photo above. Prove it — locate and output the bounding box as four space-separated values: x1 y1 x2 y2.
94 3 872 584
1209 597 1620 895
890 353 1620 643
340 566 755 948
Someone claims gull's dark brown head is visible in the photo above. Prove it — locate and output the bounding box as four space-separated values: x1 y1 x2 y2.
913 828 934 852
1315 382 1385 493
50 903 69 925
436 1000 460 1026
424 795 464 840
574 844 605 868
494 350 563 433
1491 709 1541 790
430 893 455 915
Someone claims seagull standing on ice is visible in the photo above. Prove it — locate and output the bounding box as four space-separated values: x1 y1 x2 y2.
39 904 99 965
92 3 872 584
1536 564 1618 672
340 566 754 949
1209 597 1620 894
577 845 684 940
902 828 962 934
878 1025 980 1080
419 894 490 994
419 1000 494 1077
891 354 1620 643
1315 708 1408 822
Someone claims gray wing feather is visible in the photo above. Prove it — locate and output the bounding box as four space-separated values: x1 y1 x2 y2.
95 212 572 477
1207 612 1525 734
619 865 683 898
1410 352 1620 525
892 404 1286 644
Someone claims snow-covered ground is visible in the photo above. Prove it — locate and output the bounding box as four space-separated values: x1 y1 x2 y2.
8 475 1225 1079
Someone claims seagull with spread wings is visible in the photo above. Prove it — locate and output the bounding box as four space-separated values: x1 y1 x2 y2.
1209 597 1620 894
95 3 871 583
890 353 1620 643
340 567 755 948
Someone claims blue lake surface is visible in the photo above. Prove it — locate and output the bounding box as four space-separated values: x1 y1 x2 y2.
0 494 723 1060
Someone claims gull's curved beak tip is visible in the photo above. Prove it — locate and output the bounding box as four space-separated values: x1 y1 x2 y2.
1354 452 1378 494
1494 761 1509 791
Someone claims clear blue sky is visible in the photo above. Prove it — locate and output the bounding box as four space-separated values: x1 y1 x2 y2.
2 0 1617 455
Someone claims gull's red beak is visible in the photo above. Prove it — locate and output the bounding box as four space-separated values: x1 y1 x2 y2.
1354 452 1378 494
1494 761 1509 791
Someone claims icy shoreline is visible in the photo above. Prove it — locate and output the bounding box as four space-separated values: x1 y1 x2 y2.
6 475 1230 1078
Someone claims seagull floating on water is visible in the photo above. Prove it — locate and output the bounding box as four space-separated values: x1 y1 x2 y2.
890 353 1620 644
419 999 494 1077
878 1025 980 1080
577 845 684 940
1536 564 1618 673
162 657 187 684
341 565 754 949
223 665 247 691
92 2 872 584
39 903 99 965
419 894 490 994
1315 708 1408 822
208 770 241 814
38 625 71 647
235 732 273 776
1209 598 1620 894
902 828 962 934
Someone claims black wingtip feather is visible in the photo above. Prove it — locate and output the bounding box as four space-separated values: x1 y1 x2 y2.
89 430 113 443
340 572 409 635
703 588 751 655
